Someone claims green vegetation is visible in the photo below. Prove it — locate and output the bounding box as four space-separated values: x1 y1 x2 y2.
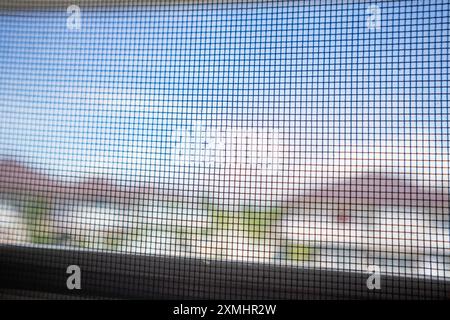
172 226 210 247
210 206 283 240
241 207 283 239
210 210 236 230
73 231 129 251
285 243 315 261
23 196 59 245
104 232 125 250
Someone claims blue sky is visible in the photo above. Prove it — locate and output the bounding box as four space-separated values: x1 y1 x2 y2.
0 1 448 185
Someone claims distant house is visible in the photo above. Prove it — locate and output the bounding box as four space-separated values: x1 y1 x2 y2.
0 201 27 245
276 173 450 271
0 159 147 248
0 159 56 202
284 172 449 222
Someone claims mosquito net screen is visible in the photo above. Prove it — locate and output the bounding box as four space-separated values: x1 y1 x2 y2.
0 0 449 299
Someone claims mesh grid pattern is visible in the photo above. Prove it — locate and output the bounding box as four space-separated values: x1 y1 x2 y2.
0 0 449 299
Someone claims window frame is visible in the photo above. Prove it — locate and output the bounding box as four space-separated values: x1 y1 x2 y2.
1 244 449 299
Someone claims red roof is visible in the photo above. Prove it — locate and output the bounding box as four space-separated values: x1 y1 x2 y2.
0 159 156 204
287 173 449 209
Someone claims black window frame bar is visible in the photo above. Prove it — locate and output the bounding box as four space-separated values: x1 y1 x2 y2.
0 0 449 300
1 245 449 299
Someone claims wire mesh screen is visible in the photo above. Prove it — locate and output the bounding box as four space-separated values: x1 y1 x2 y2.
0 0 449 299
